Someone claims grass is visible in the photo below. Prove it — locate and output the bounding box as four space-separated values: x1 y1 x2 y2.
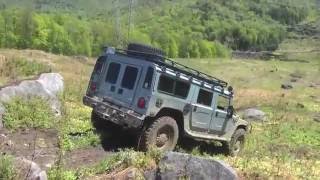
0 37 319 179
2 97 56 130
0 155 17 180
0 56 52 86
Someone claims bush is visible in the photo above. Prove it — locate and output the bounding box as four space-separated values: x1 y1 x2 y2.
0 155 17 180
3 97 56 130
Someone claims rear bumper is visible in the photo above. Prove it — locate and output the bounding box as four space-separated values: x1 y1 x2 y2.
83 96 145 129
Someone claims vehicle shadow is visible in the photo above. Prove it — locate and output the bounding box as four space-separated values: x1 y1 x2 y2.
177 137 226 156
97 130 138 152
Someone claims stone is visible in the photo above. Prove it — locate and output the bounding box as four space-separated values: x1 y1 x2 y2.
145 152 238 180
242 108 266 122
14 157 48 180
0 73 64 117
281 84 293 90
105 167 142 180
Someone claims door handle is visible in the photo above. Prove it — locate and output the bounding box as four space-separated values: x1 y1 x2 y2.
215 112 219 117
193 106 197 112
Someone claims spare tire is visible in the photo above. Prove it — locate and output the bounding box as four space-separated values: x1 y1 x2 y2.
127 43 165 60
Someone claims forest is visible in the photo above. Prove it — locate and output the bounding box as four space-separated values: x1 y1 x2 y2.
0 0 317 58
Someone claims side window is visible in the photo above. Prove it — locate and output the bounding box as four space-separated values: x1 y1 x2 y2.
157 75 190 99
158 75 175 94
174 80 190 98
105 62 121 84
217 95 229 111
121 66 138 90
93 56 105 74
197 89 213 107
143 67 154 89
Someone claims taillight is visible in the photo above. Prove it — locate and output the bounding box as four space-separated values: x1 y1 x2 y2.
90 82 97 92
137 97 146 109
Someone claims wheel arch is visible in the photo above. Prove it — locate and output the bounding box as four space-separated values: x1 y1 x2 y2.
144 107 184 134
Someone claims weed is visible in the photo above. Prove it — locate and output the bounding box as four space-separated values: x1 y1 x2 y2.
0 155 17 180
3 97 56 130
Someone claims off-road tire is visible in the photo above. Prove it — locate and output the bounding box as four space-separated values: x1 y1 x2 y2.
224 128 246 156
140 116 179 152
127 43 165 58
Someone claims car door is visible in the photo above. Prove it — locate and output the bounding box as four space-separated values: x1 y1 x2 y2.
190 88 214 132
210 94 229 133
100 60 142 107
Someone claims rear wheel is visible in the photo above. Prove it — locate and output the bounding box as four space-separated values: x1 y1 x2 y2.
224 128 246 156
140 116 179 152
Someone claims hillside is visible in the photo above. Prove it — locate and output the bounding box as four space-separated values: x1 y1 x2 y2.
0 0 318 57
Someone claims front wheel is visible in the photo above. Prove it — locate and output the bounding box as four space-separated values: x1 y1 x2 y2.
140 116 179 152
224 128 246 156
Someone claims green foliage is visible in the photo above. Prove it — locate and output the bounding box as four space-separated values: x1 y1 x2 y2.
0 155 17 180
0 0 316 58
3 97 56 130
47 167 77 180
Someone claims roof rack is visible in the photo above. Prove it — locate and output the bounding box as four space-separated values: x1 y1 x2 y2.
115 48 228 88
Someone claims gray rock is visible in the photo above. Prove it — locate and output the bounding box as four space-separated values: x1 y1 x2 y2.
243 108 266 122
0 73 64 117
14 157 47 180
281 84 293 90
145 152 238 180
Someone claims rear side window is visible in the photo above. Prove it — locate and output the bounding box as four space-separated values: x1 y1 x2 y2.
121 66 138 90
106 62 121 84
93 56 105 74
197 89 213 107
143 67 154 89
158 75 190 99
217 95 229 111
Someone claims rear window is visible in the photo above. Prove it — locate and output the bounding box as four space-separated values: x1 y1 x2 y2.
121 66 138 90
105 62 121 84
158 75 190 99
143 67 154 89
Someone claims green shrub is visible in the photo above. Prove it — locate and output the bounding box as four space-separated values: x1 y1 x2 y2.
3 97 56 130
0 155 17 180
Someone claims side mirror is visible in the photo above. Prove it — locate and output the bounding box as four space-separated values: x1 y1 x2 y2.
227 106 234 118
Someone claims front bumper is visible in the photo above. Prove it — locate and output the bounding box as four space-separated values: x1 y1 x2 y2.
83 96 145 129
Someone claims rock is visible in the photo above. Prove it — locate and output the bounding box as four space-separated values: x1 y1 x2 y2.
281 84 293 90
242 108 266 122
0 73 64 116
145 152 238 180
14 157 48 180
314 114 320 123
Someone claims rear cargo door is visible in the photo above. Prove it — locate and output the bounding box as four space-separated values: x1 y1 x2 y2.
101 60 142 107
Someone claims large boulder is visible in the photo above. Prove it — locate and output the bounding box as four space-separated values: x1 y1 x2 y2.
0 73 64 118
145 152 238 180
242 108 266 122
14 157 47 180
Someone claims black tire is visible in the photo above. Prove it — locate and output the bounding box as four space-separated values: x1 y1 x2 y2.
127 43 165 58
224 128 246 156
140 116 179 152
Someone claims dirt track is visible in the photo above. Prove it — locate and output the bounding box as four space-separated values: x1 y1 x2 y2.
0 128 109 170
